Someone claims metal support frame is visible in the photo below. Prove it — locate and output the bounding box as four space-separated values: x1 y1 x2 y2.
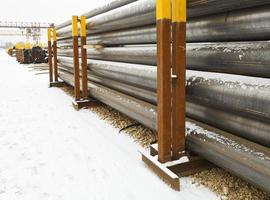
156 0 172 163
71 15 99 110
80 16 88 99
171 0 186 159
50 28 64 88
72 15 81 101
140 0 212 191
47 28 53 83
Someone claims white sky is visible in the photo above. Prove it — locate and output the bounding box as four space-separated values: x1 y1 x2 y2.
0 0 112 44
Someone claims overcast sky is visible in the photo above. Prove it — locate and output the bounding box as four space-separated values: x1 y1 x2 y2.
0 0 112 44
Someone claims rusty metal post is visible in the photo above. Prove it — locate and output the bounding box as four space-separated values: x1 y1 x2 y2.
157 0 172 163
80 16 88 99
47 28 53 83
72 16 81 101
53 28 58 82
171 0 186 160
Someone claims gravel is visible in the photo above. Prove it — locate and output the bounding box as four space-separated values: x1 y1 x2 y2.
192 168 270 200
60 85 270 199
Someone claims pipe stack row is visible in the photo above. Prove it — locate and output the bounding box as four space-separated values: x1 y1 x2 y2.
54 0 270 193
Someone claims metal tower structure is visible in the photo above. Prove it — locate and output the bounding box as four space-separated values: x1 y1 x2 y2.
0 21 53 44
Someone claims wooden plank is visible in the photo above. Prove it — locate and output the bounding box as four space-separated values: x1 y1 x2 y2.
157 0 172 163
141 150 180 191
72 99 100 110
171 0 186 160
80 16 88 99
53 28 58 82
47 28 53 83
72 16 81 101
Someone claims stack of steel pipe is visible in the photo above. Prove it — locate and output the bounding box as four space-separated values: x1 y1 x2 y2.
55 0 270 193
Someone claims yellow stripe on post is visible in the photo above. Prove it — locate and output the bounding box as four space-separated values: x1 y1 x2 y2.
53 29 57 41
172 0 186 22
72 16 78 37
156 0 171 20
80 16 86 37
47 28 51 41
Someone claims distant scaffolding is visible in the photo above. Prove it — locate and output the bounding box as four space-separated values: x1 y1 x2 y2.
0 21 53 44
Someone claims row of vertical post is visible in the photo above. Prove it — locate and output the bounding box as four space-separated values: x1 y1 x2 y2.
47 27 63 87
157 0 186 163
71 15 96 109
71 15 88 101
48 14 95 109
48 1 185 156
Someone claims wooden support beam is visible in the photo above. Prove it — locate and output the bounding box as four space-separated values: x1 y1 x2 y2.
72 16 81 101
80 16 88 99
47 28 53 83
140 0 200 191
71 16 100 110
171 0 186 160
53 28 58 82
156 0 172 163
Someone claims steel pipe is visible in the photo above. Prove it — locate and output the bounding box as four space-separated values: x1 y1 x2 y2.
57 0 155 37
58 64 157 104
58 70 270 193
186 102 270 147
187 5 270 42
57 25 156 45
187 0 270 18
56 0 138 30
58 57 270 122
58 57 156 91
57 4 270 43
57 0 270 38
58 64 270 147
58 42 270 78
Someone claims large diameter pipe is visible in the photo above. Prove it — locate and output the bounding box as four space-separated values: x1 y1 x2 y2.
188 5 270 42
186 102 270 147
59 71 157 129
57 0 155 37
58 41 270 78
58 65 270 147
57 0 270 37
86 0 155 34
58 57 156 91
58 71 270 193
89 5 270 43
58 4 270 43
188 0 270 17
185 119 270 194
187 42 270 77
57 25 156 45
58 64 156 104
58 46 155 65
56 0 138 30
58 57 270 122
59 4 270 42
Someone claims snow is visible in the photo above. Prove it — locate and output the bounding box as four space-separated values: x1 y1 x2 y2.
0 50 218 200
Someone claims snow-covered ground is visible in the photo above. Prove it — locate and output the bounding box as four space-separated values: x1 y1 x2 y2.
0 50 218 200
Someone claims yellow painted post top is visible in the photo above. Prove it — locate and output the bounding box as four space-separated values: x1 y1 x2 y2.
172 0 186 22
80 16 86 37
53 29 57 41
72 16 78 37
156 0 171 20
47 28 51 41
